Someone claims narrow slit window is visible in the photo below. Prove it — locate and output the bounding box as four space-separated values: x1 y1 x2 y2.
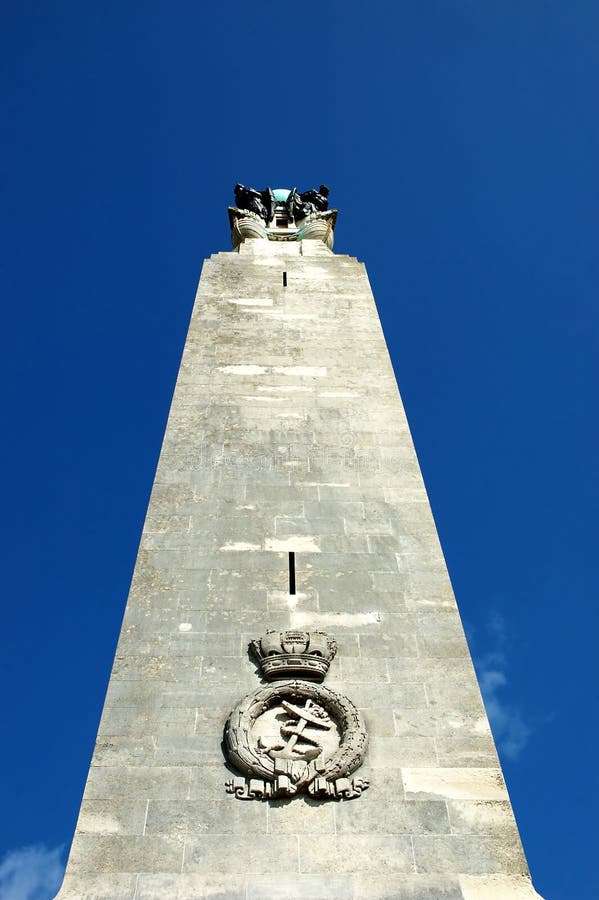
283 271 287 287
288 552 296 595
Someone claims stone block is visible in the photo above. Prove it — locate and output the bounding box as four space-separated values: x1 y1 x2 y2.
369 571 409 592
416 632 471 658
318 484 385 501
267 588 319 611
161 684 239 709
305 571 373 595
66 834 184 873
387 657 473 683
145 799 266 837
435 735 499 768
106 678 161 712
83 765 190 800
205 608 291 633
366 736 438 768
92 735 155 766
200 656 257 685
343 517 391 535
152 733 216 753
168 632 241 655
183 834 298 874
413 834 528 875
299 834 414 874
100 706 195 736
111 655 202 682
195 706 233 734
335 798 449 835
304 500 365 519
338 657 389 682
361 708 396 736
56 874 137 899
137 874 246 899
318 534 371 553
360 632 419 658
276 515 342 536
188 764 233 800
340 681 427 709
446 800 517 836
393 709 494 745
426 678 486 714
353 592 409 614
459 874 545 899
349 874 463 899
393 708 440 737
247 874 352 899
330 631 361 657
76 799 148 836
267 797 336 834
402 768 508 802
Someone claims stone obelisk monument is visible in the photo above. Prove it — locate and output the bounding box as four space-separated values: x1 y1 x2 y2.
58 186 542 899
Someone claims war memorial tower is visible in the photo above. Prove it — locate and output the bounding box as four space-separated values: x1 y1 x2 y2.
58 186 542 899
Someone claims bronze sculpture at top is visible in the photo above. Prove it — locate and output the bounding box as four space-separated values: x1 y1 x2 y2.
233 183 330 224
229 183 336 249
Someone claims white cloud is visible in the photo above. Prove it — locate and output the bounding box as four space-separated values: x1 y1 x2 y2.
0 844 65 900
479 665 532 760
473 612 533 761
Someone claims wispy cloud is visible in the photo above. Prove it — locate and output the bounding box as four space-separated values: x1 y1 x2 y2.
472 611 532 760
0 844 65 900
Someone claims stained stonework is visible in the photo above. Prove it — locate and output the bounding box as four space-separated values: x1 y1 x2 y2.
57 226 543 898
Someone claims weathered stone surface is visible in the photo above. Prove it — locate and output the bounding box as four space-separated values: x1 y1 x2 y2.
459 874 546 899
57 238 541 898
413 834 528 875
137 874 246 899
82 765 190 800
57 874 137 899
247 874 351 899
446 799 516 836
350 874 463 899
144 798 267 836
402 767 509 802
300 834 415 874
267 796 336 834
76 799 148 835
183 834 298 874
66 834 184 873
335 797 450 835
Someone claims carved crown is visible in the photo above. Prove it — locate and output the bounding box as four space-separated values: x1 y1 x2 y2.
251 630 337 682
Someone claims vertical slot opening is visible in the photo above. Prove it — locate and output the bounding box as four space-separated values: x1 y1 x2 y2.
282 271 287 287
288 551 296 595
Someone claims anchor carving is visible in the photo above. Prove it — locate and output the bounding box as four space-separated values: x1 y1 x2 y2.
259 699 332 762
224 631 369 801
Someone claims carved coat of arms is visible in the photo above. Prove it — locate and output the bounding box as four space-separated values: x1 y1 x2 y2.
224 630 369 801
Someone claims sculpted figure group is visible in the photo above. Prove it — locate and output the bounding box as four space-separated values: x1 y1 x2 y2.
233 183 330 224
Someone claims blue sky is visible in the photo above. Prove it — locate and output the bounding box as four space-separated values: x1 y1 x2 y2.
1 2 597 898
